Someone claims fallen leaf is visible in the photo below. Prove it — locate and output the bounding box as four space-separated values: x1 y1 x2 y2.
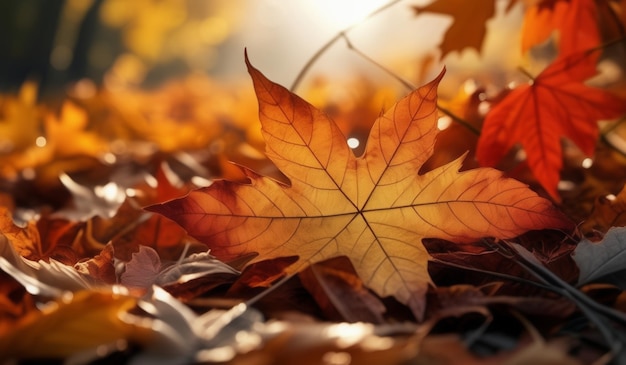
44 102 109 159
573 226 626 288
120 245 162 288
0 271 36 337
0 82 42 179
148 54 570 320
0 232 93 295
0 206 43 262
299 256 387 323
580 184 626 236
476 51 626 199
0 289 149 361
227 256 298 291
74 243 117 285
156 250 240 287
427 284 575 322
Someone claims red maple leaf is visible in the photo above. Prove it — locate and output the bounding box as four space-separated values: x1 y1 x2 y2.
476 52 626 199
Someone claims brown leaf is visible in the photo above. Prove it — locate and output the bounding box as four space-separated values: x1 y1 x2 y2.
580 184 626 236
120 245 161 288
74 242 117 285
413 0 518 57
299 256 387 323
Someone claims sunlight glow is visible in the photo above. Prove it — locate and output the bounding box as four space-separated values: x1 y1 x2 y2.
325 322 372 348
581 158 593 169
322 351 351 365
307 0 389 29
35 136 47 147
347 137 360 149
437 116 452 130
21 168 36 180
102 152 117 165
463 79 478 95
95 182 124 202
478 101 491 116
558 180 575 191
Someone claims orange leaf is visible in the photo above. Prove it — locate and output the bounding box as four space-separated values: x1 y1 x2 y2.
521 0 600 56
0 290 150 360
148 54 571 320
476 52 626 199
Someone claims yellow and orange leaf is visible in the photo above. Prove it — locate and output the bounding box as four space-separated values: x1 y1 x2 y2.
0 290 150 361
148 54 571 320
476 52 626 199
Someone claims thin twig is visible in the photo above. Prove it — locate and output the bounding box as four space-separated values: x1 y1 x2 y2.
496 240 626 359
341 33 480 135
290 0 404 92
342 33 415 90
429 257 553 291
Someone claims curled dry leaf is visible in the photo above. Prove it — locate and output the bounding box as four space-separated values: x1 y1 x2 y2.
0 233 93 295
120 245 240 294
580 184 626 236
299 256 387 324
120 245 162 288
573 226 626 288
74 242 117 285
148 54 571 320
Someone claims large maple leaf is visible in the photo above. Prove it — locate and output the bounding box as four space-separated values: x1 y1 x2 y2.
148 54 571 320
476 52 626 199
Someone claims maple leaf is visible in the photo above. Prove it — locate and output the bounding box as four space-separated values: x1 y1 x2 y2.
476 52 626 199
413 0 519 57
148 54 571 320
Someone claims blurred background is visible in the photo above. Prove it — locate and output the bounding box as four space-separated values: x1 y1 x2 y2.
0 0 528 211
0 0 524 97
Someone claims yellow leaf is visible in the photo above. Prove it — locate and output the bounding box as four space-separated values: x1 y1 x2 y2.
148 54 571 320
0 290 151 360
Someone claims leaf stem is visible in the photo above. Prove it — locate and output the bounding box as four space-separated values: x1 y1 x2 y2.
517 67 535 82
436 104 481 136
429 257 553 291
341 33 415 90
